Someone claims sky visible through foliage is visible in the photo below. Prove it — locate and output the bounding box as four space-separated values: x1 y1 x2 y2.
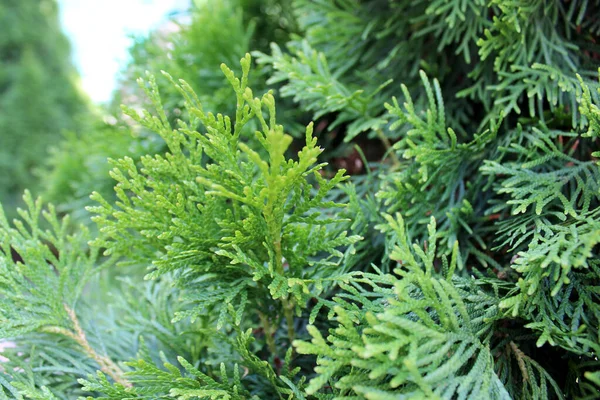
58 0 188 102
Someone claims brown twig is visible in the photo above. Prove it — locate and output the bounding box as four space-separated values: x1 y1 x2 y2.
509 341 529 383
43 304 131 388
376 128 401 168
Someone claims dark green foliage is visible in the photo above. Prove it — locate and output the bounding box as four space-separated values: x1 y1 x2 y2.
256 0 600 143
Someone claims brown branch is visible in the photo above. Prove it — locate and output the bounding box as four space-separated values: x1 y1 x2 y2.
43 304 131 388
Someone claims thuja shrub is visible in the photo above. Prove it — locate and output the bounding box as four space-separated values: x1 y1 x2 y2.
1 1 600 400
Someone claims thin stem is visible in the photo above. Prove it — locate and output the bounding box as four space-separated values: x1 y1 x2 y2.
44 305 131 388
258 310 277 355
509 341 529 383
273 238 296 343
273 239 284 275
282 298 295 344
376 128 401 168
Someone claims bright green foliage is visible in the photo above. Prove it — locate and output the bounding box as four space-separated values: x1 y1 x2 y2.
0 191 107 338
0 0 88 210
79 357 250 400
3 0 600 399
295 214 570 399
297 216 508 398
42 0 298 225
579 71 600 159
89 54 360 332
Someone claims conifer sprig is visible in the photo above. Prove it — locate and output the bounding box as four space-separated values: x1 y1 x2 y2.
0 191 126 386
294 215 553 399
88 54 361 350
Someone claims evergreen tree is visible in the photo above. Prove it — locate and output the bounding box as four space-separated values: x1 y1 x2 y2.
0 0 87 210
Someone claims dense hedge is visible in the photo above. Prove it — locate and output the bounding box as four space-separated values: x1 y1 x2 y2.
1 1 599 399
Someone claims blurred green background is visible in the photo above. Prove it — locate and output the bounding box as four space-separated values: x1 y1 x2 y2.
0 0 88 212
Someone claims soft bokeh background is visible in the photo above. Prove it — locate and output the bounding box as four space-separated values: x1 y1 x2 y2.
0 0 188 213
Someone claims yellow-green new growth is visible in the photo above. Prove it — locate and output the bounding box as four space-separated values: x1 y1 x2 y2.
89 54 361 350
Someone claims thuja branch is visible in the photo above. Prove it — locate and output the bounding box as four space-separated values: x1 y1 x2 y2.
86 55 360 397
43 304 130 388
